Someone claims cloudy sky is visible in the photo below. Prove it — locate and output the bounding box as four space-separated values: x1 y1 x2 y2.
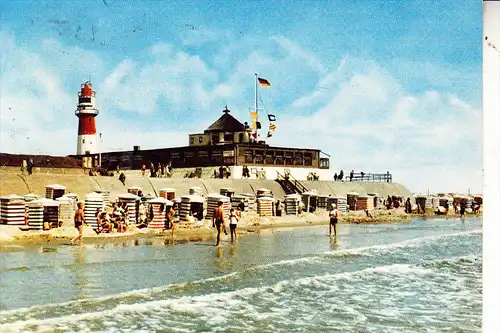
0 0 482 194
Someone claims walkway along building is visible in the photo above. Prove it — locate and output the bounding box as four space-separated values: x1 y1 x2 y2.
84 107 332 181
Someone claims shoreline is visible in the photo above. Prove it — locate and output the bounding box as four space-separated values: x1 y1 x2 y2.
0 209 480 249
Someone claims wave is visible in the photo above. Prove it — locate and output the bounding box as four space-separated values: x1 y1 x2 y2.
0 263 440 331
325 228 482 255
0 257 482 333
0 229 481 319
243 228 482 272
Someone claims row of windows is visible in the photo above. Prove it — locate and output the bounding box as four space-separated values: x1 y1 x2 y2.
245 154 312 166
190 137 204 144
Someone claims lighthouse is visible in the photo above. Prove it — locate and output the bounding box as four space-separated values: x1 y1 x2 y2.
75 81 99 155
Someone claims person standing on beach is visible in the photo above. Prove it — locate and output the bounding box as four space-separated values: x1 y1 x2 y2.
229 208 239 242
20 159 27 174
119 172 126 185
329 203 339 237
213 201 226 246
168 204 177 236
71 203 88 245
237 200 245 215
275 200 283 217
27 158 33 175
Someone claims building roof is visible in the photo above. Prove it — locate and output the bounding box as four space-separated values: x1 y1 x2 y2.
204 107 246 133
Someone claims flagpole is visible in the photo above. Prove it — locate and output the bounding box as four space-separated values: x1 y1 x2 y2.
255 73 258 140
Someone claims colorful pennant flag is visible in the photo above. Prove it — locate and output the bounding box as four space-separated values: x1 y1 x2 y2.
268 114 276 121
251 121 257 129
256 121 262 129
269 123 276 131
250 111 258 120
258 77 271 87
267 131 272 138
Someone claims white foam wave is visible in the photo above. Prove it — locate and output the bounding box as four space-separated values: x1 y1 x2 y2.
0 262 445 332
0 228 481 327
0 270 241 323
325 228 482 256
245 229 482 272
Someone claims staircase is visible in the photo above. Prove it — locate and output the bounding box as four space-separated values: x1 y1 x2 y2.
276 171 309 195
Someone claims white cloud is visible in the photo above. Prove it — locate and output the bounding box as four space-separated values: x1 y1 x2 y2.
271 36 325 74
97 46 218 115
270 59 482 193
0 31 481 194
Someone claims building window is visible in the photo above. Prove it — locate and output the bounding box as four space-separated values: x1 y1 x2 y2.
255 151 263 163
190 137 194 145
304 153 312 166
79 97 91 103
199 137 203 144
224 132 233 142
245 151 253 163
212 151 223 164
238 133 244 143
82 139 85 143
265 152 274 164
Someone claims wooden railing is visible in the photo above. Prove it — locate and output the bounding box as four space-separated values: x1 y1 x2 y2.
276 171 309 194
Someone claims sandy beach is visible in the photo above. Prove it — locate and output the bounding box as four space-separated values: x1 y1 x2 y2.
0 208 415 248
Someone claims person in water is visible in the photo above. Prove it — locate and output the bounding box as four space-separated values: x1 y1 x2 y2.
329 203 339 237
213 201 226 246
71 202 88 245
228 208 239 242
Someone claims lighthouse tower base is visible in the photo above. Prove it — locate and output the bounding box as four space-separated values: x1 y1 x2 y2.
77 134 98 156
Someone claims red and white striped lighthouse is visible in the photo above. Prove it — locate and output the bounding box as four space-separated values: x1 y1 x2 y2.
75 81 99 155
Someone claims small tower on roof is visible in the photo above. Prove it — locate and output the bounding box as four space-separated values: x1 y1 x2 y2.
188 106 250 146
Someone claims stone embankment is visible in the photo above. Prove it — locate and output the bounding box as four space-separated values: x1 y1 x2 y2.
0 167 412 200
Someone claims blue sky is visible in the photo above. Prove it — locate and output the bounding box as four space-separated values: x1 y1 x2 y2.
0 0 482 193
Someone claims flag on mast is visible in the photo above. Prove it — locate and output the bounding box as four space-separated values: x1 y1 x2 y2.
268 114 276 121
257 77 271 87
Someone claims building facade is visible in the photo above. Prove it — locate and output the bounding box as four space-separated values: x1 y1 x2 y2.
77 107 330 175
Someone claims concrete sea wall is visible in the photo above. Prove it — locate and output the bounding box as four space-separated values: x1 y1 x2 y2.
0 167 412 200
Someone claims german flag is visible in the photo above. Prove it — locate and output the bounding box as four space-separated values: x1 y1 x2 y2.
258 77 271 87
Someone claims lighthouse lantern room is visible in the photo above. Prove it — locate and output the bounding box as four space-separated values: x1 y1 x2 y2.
75 81 99 159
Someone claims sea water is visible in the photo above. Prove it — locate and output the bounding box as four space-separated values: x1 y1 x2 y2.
0 217 482 332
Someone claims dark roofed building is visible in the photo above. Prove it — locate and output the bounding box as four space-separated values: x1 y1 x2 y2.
189 106 251 146
90 105 330 173
204 106 246 133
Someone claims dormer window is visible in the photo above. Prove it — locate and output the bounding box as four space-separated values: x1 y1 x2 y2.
224 132 233 142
